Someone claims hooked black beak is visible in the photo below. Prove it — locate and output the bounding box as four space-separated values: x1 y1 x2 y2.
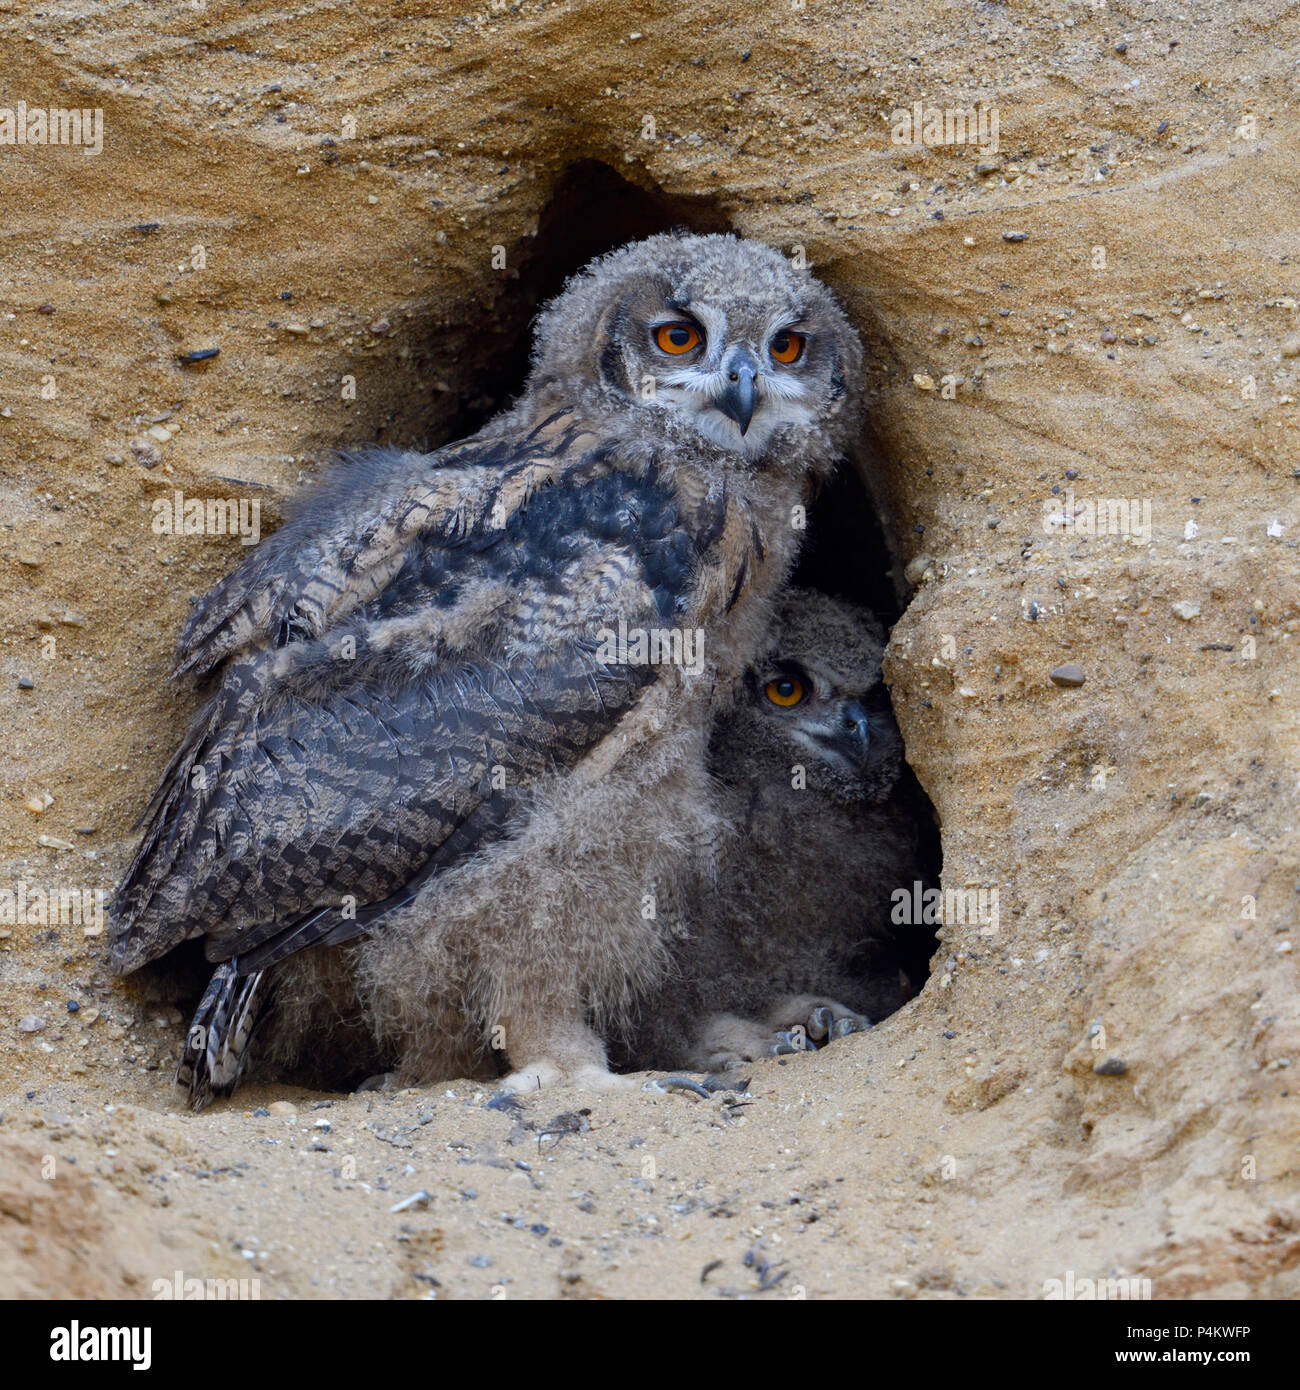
810 697 875 769
840 699 872 759
714 349 759 435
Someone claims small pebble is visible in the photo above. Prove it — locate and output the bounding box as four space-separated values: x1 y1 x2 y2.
903 555 934 586
129 437 161 467
1093 1057 1128 1076
267 1100 297 1115
66 1001 79 1013
19 1016 47 1033
1049 664 1085 688
368 318 391 335
1114 40 1128 54
1100 329 1117 344
17 676 35 690
178 347 220 365
1002 231 1028 242
1171 601 1200 621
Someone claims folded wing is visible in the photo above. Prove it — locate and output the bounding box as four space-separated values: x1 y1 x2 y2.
109 411 690 977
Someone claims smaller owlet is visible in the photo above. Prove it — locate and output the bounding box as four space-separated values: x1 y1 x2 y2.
620 588 928 1073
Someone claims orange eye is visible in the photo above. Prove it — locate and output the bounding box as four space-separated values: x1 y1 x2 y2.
770 331 806 365
764 676 807 708
654 322 702 355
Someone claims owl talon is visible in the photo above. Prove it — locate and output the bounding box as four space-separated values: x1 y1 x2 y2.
756 995 872 1060
651 1075 714 1098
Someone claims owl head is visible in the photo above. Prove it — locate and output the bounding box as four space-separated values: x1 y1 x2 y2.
711 588 903 806
529 232 863 463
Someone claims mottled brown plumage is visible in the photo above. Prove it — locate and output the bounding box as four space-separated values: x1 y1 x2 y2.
108 233 863 1105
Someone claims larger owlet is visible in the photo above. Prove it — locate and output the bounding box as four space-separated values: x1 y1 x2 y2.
619 588 930 1074
108 233 863 1107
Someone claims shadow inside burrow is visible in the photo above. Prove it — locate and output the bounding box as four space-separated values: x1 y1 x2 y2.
388 159 735 451
129 159 940 1096
792 449 943 1014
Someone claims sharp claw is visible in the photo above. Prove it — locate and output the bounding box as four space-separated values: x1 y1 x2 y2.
830 1016 862 1039
769 1030 817 1055
807 1006 833 1040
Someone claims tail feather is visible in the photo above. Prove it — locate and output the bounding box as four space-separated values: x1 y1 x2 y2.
178 963 271 1109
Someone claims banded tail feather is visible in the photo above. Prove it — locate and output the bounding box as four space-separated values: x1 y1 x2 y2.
178 962 272 1109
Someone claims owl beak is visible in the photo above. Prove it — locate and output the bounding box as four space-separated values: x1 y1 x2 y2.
840 699 872 759
714 349 759 435
809 698 873 769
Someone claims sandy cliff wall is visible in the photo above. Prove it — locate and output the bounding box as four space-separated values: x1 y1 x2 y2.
1 0 1297 1298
